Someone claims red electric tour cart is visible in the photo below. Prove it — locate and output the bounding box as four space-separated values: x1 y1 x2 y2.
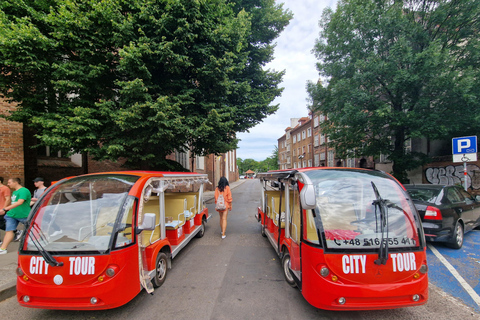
16 171 210 310
256 168 428 310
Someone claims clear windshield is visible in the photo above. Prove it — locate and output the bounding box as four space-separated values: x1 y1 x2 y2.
305 169 422 250
25 174 139 253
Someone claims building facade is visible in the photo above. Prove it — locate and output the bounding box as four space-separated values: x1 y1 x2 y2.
279 111 376 170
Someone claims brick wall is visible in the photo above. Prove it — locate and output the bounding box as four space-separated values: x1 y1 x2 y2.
0 97 24 182
87 156 128 173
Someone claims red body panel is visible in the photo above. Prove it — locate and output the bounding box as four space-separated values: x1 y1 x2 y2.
258 208 428 310
17 245 140 310
301 243 428 310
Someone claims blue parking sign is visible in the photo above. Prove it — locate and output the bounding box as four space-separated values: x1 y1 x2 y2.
452 136 477 154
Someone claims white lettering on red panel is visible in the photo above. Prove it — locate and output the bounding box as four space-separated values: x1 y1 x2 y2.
69 257 95 275
390 253 416 272
29 256 50 275
341 253 417 274
29 256 96 275
342 255 367 274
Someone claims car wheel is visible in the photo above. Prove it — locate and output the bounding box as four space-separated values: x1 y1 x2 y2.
261 224 266 237
195 220 205 238
282 251 297 288
152 252 168 288
448 221 464 249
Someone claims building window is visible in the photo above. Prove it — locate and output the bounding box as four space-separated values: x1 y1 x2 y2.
196 156 205 170
320 114 325 123
314 135 319 147
320 134 325 145
37 146 64 158
314 116 319 127
302 131 306 140
176 150 190 169
320 153 325 161
307 128 312 137
347 157 355 167
297 133 300 141
293 135 297 143
328 150 334 167
302 146 305 154
314 154 319 167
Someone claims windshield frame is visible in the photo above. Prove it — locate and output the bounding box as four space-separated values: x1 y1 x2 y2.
301 169 425 253
21 174 140 255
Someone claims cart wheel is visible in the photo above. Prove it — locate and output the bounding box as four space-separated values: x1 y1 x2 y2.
282 251 297 288
448 221 464 249
195 220 206 238
152 252 168 288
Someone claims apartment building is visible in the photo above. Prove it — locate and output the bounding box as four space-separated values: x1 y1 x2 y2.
278 116 314 170
278 111 374 170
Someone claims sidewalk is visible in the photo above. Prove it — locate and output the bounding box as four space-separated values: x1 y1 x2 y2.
0 178 246 302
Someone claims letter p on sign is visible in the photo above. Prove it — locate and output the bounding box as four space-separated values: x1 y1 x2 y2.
458 139 471 153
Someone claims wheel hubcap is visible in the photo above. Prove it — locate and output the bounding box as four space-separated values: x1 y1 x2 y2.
284 256 293 282
456 225 463 245
157 260 166 280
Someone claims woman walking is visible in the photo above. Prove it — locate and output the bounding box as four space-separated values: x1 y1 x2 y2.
214 177 232 239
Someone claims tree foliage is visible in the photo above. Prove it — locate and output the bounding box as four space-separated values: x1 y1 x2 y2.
237 146 278 174
0 0 292 169
308 0 480 182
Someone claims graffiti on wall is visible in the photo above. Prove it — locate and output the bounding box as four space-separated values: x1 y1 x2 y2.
425 164 480 189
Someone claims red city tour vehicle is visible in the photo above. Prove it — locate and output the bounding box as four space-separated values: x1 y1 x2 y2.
256 168 428 310
16 171 210 310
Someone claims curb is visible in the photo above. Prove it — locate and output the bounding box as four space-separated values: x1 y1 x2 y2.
0 280 16 303
0 179 248 303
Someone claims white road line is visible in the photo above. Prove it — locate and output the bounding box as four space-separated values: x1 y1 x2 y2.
428 244 480 307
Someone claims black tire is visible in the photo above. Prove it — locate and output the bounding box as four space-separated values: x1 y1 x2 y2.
282 251 297 288
261 224 266 237
152 252 168 288
448 221 464 249
195 220 206 238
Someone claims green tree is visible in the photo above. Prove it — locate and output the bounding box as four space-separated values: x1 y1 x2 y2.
259 146 278 171
0 0 292 169
237 158 258 174
237 146 278 173
308 0 480 182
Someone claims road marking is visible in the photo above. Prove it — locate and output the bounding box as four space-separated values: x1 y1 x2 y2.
428 244 480 308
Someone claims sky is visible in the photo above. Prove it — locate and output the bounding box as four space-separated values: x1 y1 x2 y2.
236 0 338 161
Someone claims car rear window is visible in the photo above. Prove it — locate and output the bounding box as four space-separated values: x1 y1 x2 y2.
406 188 439 203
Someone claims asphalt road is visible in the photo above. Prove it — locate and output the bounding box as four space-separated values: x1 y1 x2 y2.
0 179 478 319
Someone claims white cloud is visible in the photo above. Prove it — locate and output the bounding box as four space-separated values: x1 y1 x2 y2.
237 0 338 161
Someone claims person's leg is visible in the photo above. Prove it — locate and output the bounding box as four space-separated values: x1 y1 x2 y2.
218 211 223 232
0 216 19 251
1 231 14 250
221 211 228 237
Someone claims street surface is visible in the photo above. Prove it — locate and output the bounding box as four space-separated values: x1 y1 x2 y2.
0 179 479 319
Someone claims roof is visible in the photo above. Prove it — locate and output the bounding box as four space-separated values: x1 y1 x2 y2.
62 171 208 180
245 169 255 174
